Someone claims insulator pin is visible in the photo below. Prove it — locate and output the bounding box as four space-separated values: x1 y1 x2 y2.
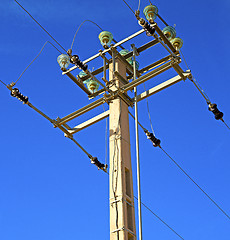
90 157 107 171
11 88 28 104
138 18 155 36
208 103 224 120
145 131 161 147
70 55 88 71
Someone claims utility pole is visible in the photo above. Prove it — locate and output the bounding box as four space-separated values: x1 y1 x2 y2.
109 55 136 240
7 3 192 239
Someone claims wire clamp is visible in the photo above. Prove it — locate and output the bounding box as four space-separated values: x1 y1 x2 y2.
90 156 108 172
208 103 224 120
10 88 29 104
145 130 161 147
138 18 155 36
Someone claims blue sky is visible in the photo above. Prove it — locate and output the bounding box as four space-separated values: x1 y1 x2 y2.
0 0 230 240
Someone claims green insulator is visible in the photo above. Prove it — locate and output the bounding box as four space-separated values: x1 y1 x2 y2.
143 4 158 24
98 31 113 48
78 70 87 78
57 54 70 70
119 49 132 64
130 60 139 70
84 79 99 93
170 37 183 50
78 71 99 93
162 26 176 40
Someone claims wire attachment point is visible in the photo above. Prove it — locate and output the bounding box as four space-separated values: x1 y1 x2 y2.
90 156 108 172
10 88 29 104
145 130 161 147
208 103 224 120
69 54 88 71
138 18 155 36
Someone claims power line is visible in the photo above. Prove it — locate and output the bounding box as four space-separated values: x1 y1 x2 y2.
14 41 62 85
71 20 103 51
121 0 136 15
0 80 7 87
179 50 211 104
221 119 230 131
14 0 67 53
179 50 190 71
143 83 155 135
138 0 141 11
129 111 147 132
159 146 230 220
134 196 184 239
106 164 184 239
180 49 230 130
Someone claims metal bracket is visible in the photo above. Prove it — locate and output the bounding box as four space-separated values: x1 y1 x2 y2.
111 227 136 236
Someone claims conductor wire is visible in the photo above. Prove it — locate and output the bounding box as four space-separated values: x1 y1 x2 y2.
70 20 125 51
179 49 211 104
138 0 141 11
14 0 67 53
0 80 7 87
15 41 62 85
121 0 136 15
221 119 230 131
71 20 103 50
134 196 184 240
159 146 230 220
143 83 155 135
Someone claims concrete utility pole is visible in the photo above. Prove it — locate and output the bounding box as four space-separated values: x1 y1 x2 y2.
109 56 136 240
10 8 191 239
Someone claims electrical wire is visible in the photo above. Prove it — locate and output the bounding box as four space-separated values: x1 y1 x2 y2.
134 196 184 239
14 0 67 53
106 138 184 239
111 110 122 240
179 50 190 71
159 146 230 220
129 111 148 132
138 0 141 11
181 50 230 130
71 20 103 51
14 41 61 85
70 20 125 52
143 83 155 135
102 104 108 166
102 111 184 239
121 0 136 15
221 119 230 131
179 50 211 104
0 80 7 87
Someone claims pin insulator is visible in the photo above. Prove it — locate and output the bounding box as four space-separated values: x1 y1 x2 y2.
90 157 106 170
145 130 161 147
208 103 224 120
70 55 88 71
138 18 155 36
11 88 28 104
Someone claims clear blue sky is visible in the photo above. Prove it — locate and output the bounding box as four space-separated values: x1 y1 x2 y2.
0 0 230 239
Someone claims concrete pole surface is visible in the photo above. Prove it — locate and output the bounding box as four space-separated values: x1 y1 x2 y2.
109 56 136 240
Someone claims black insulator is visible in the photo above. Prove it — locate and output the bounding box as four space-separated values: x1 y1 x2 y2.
70 55 88 71
208 103 224 120
139 18 155 36
11 88 28 104
145 131 161 147
91 157 105 170
70 55 79 64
